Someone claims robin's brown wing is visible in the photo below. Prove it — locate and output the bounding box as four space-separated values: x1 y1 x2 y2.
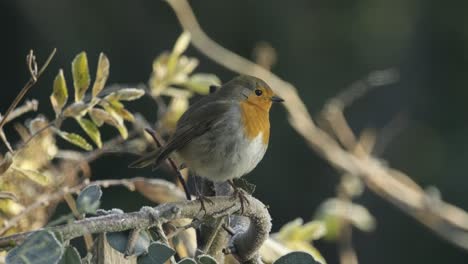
128 100 233 169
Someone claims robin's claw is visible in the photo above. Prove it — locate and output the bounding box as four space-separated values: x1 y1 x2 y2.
228 180 251 214
197 195 215 214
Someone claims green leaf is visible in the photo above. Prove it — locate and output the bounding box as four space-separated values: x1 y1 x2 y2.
72 51 91 102
137 242 175 264
50 69 69 115
106 230 151 257
6 230 64 264
77 184 102 214
92 53 110 97
184 73 221 95
106 231 127 254
101 103 128 139
105 99 135 122
57 131 93 151
76 117 102 148
197 255 218 264
58 246 81 264
177 259 197 264
62 102 90 117
273 252 320 264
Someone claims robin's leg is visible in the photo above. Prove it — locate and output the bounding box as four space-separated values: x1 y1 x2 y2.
193 176 215 214
228 180 250 214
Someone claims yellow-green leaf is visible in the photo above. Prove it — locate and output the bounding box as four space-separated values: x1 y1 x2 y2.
173 31 191 56
57 131 93 151
89 108 112 127
10 167 50 186
103 105 128 139
76 118 102 148
50 69 69 115
63 102 90 117
184 73 221 95
92 53 110 97
90 107 128 139
72 52 91 102
105 88 145 101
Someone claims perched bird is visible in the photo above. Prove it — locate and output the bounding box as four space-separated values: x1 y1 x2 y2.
129 75 283 185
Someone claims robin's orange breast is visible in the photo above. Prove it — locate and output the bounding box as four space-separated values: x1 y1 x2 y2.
240 100 270 144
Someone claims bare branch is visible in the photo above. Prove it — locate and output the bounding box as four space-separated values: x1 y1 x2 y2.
0 49 56 132
0 195 271 262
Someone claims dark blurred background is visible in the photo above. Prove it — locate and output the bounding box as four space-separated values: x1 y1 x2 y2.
2 0 468 263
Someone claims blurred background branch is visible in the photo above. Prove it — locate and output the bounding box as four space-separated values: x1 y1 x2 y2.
165 0 468 253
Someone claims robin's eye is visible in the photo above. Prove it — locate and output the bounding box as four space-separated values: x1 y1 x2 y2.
255 89 263 96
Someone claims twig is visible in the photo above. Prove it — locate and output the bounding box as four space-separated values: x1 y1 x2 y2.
0 49 56 132
0 195 271 262
124 228 141 257
164 0 468 252
144 128 191 201
0 177 169 235
155 223 176 264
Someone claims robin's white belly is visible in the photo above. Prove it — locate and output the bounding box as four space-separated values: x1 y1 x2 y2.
178 114 268 182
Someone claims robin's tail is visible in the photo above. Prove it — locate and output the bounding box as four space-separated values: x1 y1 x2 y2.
128 149 162 169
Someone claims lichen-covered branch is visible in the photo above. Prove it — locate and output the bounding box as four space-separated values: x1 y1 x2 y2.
164 0 468 251
0 195 271 262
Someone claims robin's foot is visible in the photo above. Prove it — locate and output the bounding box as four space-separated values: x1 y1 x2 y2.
228 180 250 214
197 194 215 214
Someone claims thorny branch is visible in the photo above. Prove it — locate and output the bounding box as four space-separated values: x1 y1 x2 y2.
165 0 468 251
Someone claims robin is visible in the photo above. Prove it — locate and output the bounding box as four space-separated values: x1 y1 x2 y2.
130 75 283 201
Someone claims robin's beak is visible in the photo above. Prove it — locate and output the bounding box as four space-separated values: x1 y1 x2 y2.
271 95 284 103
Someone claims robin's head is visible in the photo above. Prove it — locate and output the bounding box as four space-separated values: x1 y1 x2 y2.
219 75 284 111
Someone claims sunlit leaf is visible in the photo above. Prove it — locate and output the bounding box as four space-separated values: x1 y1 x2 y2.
167 32 191 75
273 251 320 264
76 117 102 148
105 99 135 122
63 102 90 117
315 198 376 240
173 31 191 56
89 108 111 127
58 246 80 264
183 73 221 95
57 131 93 151
106 88 145 101
50 69 69 115
6 230 64 264
10 167 50 186
162 97 189 132
137 242 175 264
77 184 102 214
92 53 110 97
101 103 128 139
72 52 91 102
